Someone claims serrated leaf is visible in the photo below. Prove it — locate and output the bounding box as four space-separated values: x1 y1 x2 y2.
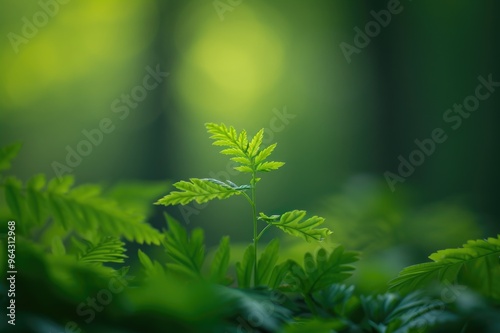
0 142 22 172
264 210 333 242
155 178 244 206
138 249 165 277
236 244 255 288
288 246 359 294
256 161 285 172
360 292 455 333
31 175 163 245
210 236 231 284
254 143 277 165
77 237 127 264
389 235 500 299
164 214 205 279
205 123 284 174
256 239 280 286
234 165 253 173
248 128 264 157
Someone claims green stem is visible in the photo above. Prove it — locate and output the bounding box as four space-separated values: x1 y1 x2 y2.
251 171 258 287
256 224 272 241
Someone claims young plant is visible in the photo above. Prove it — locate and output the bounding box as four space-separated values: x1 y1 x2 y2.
155 123 333 286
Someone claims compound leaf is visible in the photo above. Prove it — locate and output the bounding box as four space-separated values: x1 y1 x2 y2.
389 235 500 300
163 214 205 279
261 210 333 242
288 246 359 294
155 178 245 206
77 237 127 264
256 239 280 286
210 236 231 285
236 244 255 288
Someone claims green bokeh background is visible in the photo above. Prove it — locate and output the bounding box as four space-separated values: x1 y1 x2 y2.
1 0 499 290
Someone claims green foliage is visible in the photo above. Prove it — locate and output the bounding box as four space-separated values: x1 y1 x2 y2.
2 128 499 333
236 239 293 288
162 214 232 284
163 214 205 278
156 123 332 287
209 235 231 284
236 244 255 288
75 236 127 264
205 122 284 174
259 211 333 242
286 246 359 295
359 292 454 333
4 173 163 245
137 248 165 278
389 235 500 300
155 178 247 206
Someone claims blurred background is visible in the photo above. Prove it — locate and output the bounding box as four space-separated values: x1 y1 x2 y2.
1 0 499 291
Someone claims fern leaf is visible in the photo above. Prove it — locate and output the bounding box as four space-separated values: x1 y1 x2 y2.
163 214 205 279
389 235 500 299
247 128 264 157
209 236 231 285
5 174 163 245
256 161 285 172
0 142 22 172
360 292 455 333
260 210 333 242
155 178 245 206
138 249 165 277
77 237 127 264
205 123 284 174
256 239 280 286
288 246 359 294
206 123 249 157
268 260 294 289
254 143 277 165
236 244 255 288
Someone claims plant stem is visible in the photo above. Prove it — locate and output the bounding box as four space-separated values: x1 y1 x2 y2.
256 224 272 241
251 171 258 287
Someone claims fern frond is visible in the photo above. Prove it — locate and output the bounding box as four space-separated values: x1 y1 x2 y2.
287 246 359 294
236 244 255 288
389 235 500 299
155 178 246 206
76 237 127 264
4 175 163 245
259 210 333 242
163 214 205 279
205 123 284 174
360 292 455 332
209 236 232 285
256 239 280 286
138 249 165 277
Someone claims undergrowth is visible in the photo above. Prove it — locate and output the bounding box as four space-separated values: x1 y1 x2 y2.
0 124 499 333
